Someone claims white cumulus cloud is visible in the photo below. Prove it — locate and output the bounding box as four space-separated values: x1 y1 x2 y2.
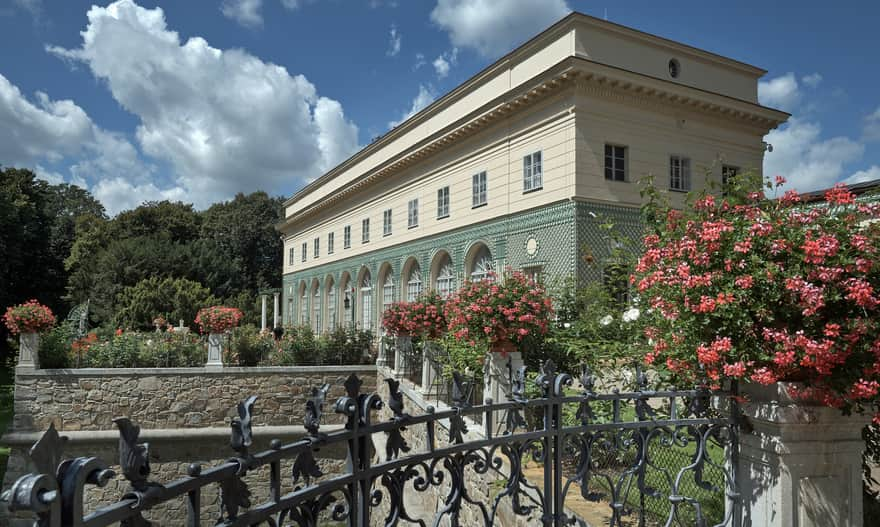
842 166 880 186
389 84 436 128
48 0 360 205
863 106 880 142
758 72 801 112
221 0 263 28
387 24 401 57
430 0 570 57
432 48 457 79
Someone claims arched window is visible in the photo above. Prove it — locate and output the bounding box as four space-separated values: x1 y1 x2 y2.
407 264 423 301
360 271 373 331
327 283 336 329
313 288 321 333
470 245 494 282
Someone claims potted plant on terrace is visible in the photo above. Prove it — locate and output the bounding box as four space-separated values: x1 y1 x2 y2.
3 299 56 369
195 306 243 367
445 270 553 420
381 290 446 374
632 174 880 525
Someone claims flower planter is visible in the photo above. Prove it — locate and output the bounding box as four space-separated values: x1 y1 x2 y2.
206 333 224 368
18 332 39 369
737 381 870 527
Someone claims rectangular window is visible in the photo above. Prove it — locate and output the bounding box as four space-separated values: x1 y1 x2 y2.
313 237 319 259
437 186 450 218
472 171 487 208
383 209 392 236
604 144 626 182
523 151 543 191
301 242 307 262
669 155 691 191
362 218 370 243
344 225 351 249
288 247 295 266
408 199 419 228
328 232 334 254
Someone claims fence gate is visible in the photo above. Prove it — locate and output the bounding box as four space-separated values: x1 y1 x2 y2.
1 360 740 527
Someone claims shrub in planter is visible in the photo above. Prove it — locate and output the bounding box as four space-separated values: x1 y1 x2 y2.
633 174 880 415
195 306 243 334
3 300 56 335
444 270 553 353
382 291 447 339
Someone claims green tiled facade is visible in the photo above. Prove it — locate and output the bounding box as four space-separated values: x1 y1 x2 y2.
282 200 643 326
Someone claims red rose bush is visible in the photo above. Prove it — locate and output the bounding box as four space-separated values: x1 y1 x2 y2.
3 300 56 335
634 176 880 416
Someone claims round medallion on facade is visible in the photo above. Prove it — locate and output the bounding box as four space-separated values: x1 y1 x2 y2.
525 236 539 257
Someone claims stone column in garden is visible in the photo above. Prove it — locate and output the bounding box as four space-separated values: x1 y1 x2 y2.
273 292 279 328
483 347 523 437
206 333 224 368
17 332 39 369
261 294 267 330
737 382 871 527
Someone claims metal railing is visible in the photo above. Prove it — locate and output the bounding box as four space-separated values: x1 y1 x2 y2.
1 360 740 527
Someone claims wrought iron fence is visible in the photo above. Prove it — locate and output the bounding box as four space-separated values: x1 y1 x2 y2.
1 360 740 527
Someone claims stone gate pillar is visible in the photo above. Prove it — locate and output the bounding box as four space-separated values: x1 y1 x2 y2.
483 351 523 437
737 382 870 527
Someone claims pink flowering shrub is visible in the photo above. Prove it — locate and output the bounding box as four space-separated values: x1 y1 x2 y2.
444 269 553 351
381 290 447 339
195 306 243 334
3 300 56 334
634 174 880 415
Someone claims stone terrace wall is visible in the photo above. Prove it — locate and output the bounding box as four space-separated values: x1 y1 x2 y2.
1 365 376 526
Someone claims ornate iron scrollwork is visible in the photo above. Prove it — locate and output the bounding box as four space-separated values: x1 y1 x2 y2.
2 365 739 527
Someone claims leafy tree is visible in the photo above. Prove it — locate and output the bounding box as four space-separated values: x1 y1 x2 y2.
113 276 218 331
0 168 105 353
199 192 283 292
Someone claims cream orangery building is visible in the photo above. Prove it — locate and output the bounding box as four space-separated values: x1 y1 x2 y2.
277 12 788 336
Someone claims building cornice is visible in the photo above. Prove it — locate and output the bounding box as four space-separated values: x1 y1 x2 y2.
277 56 788 234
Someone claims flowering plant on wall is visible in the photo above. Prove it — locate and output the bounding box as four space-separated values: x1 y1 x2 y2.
633 173 880 414
3 300 56 335
444 269 553 352
195 306 243 334
381 290 447 339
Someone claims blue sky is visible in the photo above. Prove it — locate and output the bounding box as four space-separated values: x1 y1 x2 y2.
1 0 878 214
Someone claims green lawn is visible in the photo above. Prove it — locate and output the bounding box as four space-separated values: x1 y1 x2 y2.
0 353 13 484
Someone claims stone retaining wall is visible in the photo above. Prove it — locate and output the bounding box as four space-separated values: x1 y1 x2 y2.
1 365 376 526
